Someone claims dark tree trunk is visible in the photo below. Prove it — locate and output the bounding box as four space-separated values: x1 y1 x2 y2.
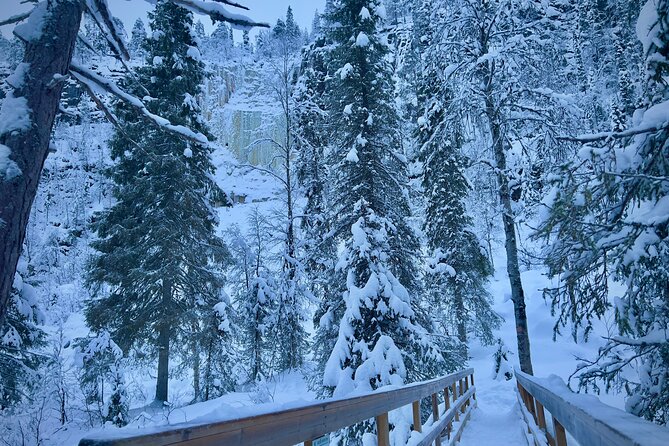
0 2 84 325
155 279 172 403
191 324 201 403
484 89 534 375
155 322 170 403
479 25 534 373
454 287 468 358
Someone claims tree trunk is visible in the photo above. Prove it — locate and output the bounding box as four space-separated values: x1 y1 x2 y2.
192 331 200 403
155 279 172 403
485 92 534 375
481 47 534 374
0 1 84 325
155 322 170 403
454 287 468 358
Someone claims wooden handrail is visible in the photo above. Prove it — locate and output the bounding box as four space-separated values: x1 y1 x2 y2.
515 369 669 446
79 368 475 446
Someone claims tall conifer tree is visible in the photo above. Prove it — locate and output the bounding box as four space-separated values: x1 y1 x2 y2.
315 2 451 439
413 0 501 356
85 1 228 404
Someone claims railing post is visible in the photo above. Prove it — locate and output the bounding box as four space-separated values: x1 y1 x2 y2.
460 379 466 413
452 383 460 422
304 441 313 446
471 373 476 401
444 387 452 438
412 400 422 433
431 393 442 446
553 416 567 446
464 376 470 409
535 400 547 430
376 412 390 446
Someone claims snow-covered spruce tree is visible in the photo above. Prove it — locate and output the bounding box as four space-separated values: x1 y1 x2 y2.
261 15 310 373
317 1 451 440
85 1 228 404
227 212 275 382
128 18 147 60
200 295 239 400
537 0 669 425
294 10 340 392
413 0 501 356
0 261 45 409
76 332 128 426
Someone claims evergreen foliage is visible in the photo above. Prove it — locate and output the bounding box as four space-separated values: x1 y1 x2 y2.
313 5 454 442
227 212 275 382
537 0 669 424
0 262 45 409
128 18 147 60
85 1 229 403
414 0 501 355
77 332 128 427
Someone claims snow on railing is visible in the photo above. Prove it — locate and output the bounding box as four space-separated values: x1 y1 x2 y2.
515 369 669 446
79 369 476 446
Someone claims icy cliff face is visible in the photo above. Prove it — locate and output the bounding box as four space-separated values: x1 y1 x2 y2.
201 48 288 170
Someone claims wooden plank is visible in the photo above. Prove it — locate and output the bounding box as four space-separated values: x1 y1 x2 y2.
553 417 567 446
80 370 474 446
443 387 451 439
450 399 476 445
536 401 547 430
516 370 669 446
413 400 422 433
415 387 476 446
376 412 390 446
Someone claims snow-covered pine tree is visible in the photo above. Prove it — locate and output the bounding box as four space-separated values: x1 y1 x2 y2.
76 331 128 426
316 1 449 440
227 212 275 382
85 1 228 404
260 10 311 374
128 18 147 60
293 9 343 393
413 0 501 356
0 261 45 409
203 22 234 63
537 0 669 425
104 360 128 427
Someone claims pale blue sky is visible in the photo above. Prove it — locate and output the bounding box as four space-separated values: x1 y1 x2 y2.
1 0 325 39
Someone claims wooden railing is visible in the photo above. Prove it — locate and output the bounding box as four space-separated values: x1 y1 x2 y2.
79 368 476 446
516 369 669 446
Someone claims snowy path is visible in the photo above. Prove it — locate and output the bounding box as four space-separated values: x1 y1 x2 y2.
456 375 526 446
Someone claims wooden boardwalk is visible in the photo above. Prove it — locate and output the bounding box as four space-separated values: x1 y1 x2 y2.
78 368 669 446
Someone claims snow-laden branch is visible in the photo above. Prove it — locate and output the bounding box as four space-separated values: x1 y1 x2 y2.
562 122 669 143
85 0 130 61
157 0 270 28
0 11 32 27
206 0 250 10
69 62 210 144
